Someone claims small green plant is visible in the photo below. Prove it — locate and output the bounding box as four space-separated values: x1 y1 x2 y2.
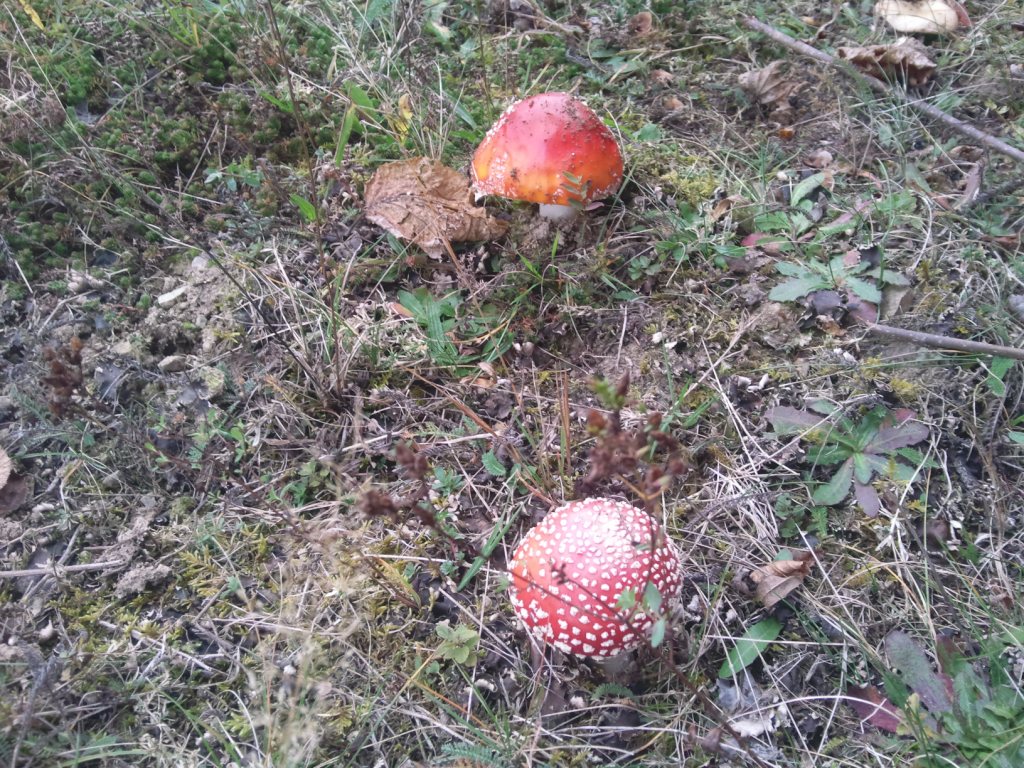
432 465 463 498
769 251 910 305
614 580 673 649
204 159 264 192
767 403 930 517
398 288 512 370
184 409 247 469
435 621 481 665
774 492 828 539
849 630 1024 768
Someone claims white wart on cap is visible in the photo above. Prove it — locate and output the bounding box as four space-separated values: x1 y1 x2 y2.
507 498 683 658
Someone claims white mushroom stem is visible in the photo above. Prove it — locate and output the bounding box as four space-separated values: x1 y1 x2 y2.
538 203 580 223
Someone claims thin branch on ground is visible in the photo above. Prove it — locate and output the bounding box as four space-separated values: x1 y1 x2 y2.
864 323 1024 361
743 17 1024 166
0 560 125 579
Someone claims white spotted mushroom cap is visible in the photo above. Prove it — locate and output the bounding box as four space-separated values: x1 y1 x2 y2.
507 498 682 658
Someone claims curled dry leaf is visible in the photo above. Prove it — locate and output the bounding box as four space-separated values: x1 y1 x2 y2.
738 61 803 110
649 69 675 86
847 685 903 732
734 550 814 610
628 11 654 37
837 38 936 86
364 157 509 259
803 149 834 169
874 0 970 35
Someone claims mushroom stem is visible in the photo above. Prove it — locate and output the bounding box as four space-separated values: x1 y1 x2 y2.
538 203 579 222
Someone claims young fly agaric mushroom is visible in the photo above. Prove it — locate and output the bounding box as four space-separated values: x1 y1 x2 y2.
507 498 682 658
471 92 624 223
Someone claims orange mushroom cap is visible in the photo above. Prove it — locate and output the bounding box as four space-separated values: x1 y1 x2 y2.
507 498 682 658
471 92 624 209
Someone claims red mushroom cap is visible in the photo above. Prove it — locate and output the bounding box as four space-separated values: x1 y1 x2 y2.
507 498 682 658
471 92 624 208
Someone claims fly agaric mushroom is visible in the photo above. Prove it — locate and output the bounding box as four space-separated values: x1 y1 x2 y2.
507 498 682 658
471 92 624 223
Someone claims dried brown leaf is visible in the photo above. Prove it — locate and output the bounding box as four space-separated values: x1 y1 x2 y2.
649 69 675 86
628 11 654 37
749 552 813 610
837 38 937 86
0 474 31 516
847 685 903 732
803 149 834 169
738 61 803 109
364 157 509 259
0 447 10 491
709 195 747 223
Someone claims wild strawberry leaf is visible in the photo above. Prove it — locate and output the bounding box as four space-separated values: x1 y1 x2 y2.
768 276 830 302
845 275 882 303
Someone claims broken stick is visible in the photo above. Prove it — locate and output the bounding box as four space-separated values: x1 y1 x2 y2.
866 323 1024 361
743 17 1024 166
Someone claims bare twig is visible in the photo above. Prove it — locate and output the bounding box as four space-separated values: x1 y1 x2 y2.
865 323 1024 361
743 17 1024 166
0 560 125 579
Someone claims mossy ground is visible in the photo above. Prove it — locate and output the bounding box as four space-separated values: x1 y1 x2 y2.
1 1 1023 766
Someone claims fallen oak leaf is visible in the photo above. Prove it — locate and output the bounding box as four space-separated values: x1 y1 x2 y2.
837 38 937 87
738 61 803 111
364 157 508 260
847 685 903 733
751 551 813 610
733 550 814 610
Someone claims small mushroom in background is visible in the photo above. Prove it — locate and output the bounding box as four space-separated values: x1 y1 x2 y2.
874 0 971 35
471 92 624 223
507 498 682 658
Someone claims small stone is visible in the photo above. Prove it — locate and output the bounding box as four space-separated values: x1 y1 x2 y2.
158 355 188 373
198 366 226 397
0 396 15 419
1009 295 1024 322
67 271 105 294
102 472 122 490
157 285 188 307
190 253 211 272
